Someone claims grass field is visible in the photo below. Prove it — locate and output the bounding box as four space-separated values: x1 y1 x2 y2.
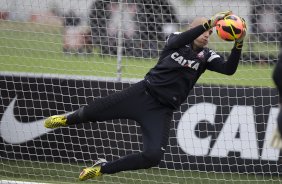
0 21 281 183
0 21 277 87
1 159 281 184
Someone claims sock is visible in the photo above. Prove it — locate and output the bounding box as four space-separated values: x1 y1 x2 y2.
100 153 155 174
66 106 85 125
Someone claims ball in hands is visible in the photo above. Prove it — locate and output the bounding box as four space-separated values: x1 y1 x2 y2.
216 14 245 41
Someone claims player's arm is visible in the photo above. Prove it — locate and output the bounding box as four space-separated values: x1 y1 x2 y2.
206 18 247 75
166 11 232 49
166 26 206 48
206 45 242 75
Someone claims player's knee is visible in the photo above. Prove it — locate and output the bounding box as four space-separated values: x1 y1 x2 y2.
142 149 164 168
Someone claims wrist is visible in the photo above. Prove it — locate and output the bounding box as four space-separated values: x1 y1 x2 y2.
234 41 244 49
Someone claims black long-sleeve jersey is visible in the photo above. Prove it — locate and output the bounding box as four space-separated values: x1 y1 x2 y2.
144 25 242 109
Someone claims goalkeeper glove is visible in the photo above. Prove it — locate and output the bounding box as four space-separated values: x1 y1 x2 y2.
234 17 247 49
203 10 232 30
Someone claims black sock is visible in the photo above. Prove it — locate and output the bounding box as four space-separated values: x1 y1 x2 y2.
66 107 85 125
100 153 155 174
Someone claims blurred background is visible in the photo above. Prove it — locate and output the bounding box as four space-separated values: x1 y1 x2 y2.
0 0 280 84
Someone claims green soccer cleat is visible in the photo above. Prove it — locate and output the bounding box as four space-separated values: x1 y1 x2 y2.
79 158 107 181
44 115 67 129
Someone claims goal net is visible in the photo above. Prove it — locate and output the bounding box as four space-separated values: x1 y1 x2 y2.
0 0 281 183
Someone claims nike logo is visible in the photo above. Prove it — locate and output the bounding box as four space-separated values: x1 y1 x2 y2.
0 97 72 144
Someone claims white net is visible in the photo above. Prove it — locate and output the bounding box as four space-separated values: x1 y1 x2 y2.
0 0 281 183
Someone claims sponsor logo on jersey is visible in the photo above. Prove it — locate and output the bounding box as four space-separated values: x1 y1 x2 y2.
197 50 205 59
171 52 199 70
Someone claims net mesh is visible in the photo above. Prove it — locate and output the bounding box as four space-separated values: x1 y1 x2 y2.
0 0 281 183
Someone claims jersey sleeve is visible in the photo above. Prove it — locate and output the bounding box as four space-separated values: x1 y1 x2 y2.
166 25 207 49
206 48 242 75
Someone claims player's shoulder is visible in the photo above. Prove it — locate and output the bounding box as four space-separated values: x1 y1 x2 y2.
204 48 221 62
171 32 182 35
166 32 181 42
204 47 217 54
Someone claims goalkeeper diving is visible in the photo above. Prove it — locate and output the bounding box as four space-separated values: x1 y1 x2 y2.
44 11 246 181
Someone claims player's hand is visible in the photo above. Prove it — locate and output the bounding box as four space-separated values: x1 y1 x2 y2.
210 11 232 27
234 17 247 49
235 17 247 43
203 11 232 30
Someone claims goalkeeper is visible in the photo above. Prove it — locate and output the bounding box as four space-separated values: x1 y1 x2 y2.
44 11 246 181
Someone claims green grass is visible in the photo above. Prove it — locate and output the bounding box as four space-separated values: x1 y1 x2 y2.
0 159 281 184
198 64 275 87
0 21 155 79
0 20 277 87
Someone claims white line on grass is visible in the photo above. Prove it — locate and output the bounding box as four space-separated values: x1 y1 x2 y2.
0 71 141 83
0 180 49 184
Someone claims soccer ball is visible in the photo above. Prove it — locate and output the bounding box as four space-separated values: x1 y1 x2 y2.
216 14 245 41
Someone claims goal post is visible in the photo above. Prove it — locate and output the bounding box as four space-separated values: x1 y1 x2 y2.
0 0 281 183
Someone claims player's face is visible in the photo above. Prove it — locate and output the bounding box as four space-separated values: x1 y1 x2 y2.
189 17 212 50
193 29 213 48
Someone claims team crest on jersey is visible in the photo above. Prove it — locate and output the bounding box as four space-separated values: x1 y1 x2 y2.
197 51 204 59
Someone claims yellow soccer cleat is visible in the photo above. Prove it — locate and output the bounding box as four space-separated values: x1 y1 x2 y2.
44 115 67 129
79 158 107 181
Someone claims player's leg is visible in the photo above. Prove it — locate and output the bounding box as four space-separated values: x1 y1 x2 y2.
44 81 145 128
78 89 173 181
98 94 173 174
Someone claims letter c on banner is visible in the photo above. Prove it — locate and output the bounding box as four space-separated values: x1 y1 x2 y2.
177 102 216 156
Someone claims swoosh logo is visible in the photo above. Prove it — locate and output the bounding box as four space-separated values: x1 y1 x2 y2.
0 97 71 144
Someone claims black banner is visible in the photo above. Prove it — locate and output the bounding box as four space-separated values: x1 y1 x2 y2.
0 75 281 174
